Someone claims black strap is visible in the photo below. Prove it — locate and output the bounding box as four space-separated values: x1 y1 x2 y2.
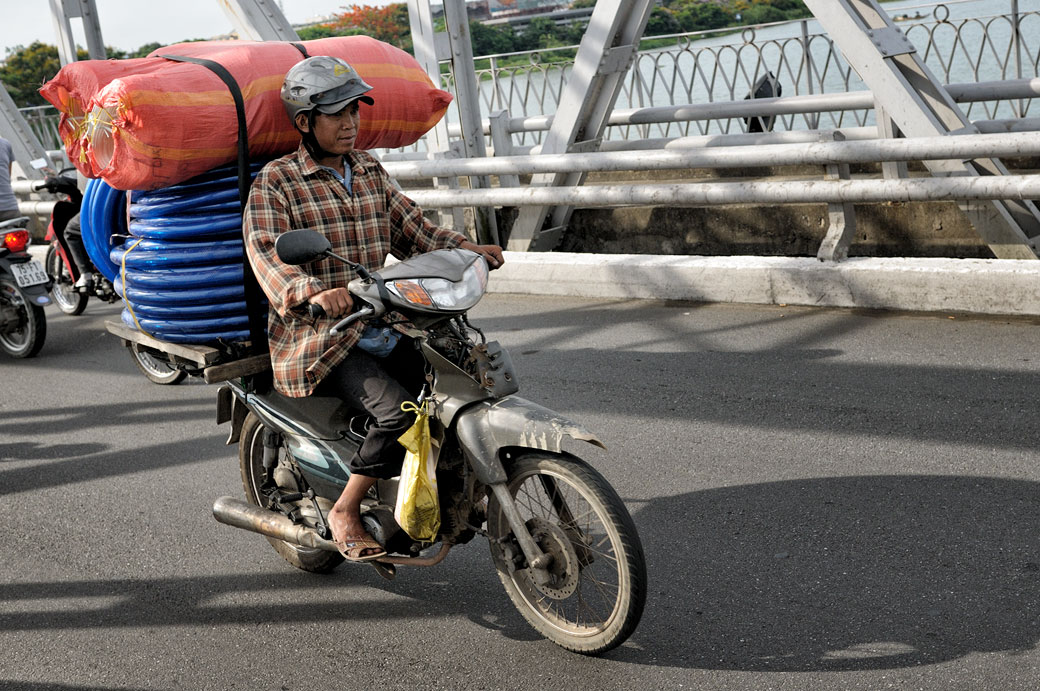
158 53 268 355
159 55 250 209
289 42 310 58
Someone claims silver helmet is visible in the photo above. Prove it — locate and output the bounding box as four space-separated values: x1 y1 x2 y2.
280 56 374 122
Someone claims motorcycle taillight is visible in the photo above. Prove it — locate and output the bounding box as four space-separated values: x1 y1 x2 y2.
2 230 29 253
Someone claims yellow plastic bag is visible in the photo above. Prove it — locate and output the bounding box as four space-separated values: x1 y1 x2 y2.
394 400 440 541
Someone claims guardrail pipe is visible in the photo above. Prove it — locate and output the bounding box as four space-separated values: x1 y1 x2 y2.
383 132 1040 180
403 175 1040 208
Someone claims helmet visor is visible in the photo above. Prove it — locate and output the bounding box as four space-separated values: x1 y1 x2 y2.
312 79 374 113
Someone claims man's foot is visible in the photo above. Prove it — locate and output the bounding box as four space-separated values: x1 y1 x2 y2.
73 272 93 289
327 504 384 561
335 533 386 562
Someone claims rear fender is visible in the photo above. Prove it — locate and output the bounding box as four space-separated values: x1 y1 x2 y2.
452 396 605 484
0 256 52 304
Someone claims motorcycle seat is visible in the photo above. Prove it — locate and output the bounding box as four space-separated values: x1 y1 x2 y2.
0 217 30 230
251 387 368 442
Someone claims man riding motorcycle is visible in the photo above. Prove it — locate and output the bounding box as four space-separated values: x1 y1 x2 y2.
243 56 503 562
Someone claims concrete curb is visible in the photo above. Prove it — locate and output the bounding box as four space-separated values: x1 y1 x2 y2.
32 242 1040 317
488 252 1040 316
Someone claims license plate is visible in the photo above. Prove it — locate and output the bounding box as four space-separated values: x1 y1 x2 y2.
11 260 49 288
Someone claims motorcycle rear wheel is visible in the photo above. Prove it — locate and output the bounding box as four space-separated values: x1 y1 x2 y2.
239 412 343 573
487 453 647 655
45 245 88 316
129 343 187 385
0 278 46 358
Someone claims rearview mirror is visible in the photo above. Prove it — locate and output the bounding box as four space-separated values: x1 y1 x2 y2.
275 229 332 265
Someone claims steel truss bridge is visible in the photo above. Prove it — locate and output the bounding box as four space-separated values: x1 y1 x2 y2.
3 0 1039 261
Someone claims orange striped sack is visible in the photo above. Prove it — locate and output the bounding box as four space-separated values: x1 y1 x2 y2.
38 57 171 177
84 37 450 190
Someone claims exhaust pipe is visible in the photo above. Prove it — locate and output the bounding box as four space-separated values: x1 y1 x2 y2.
212 495 338 552
212 496 450 571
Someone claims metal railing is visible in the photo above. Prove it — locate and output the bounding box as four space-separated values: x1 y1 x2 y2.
382 131 1040 179
390 130 1040 206
19 1 1037 158
388 129 1040 259
429 0 1040 151
17 105 64 152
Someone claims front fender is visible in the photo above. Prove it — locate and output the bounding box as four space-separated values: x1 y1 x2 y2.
452 396 605 484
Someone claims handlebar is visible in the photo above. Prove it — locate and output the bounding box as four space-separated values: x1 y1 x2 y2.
32 174 80 197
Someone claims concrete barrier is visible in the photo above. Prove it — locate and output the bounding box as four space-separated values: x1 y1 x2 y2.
33 241 1039 317
487 252 1040 316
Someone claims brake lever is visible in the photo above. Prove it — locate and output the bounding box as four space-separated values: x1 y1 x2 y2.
331 306 376 335
306 302 372 331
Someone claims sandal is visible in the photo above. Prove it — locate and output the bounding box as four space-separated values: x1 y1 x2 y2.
335 533 387 562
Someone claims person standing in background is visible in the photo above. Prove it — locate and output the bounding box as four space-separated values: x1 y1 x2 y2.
0 137 23 222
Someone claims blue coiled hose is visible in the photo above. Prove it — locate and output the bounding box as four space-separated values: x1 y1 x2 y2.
110 238 244 269
128 213 244 239
82 163 268 345
81 179 128 282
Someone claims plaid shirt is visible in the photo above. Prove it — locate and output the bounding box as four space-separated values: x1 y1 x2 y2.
244 144 466 397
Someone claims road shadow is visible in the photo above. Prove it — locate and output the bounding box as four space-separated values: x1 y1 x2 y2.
0 434 224 496
4 474 1034 673
614 473 1040 670
0 399 211 437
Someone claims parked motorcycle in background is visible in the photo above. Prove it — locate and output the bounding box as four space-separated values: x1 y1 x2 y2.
0 217 50 358
35 168 185 384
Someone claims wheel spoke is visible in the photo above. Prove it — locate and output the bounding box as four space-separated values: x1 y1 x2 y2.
489 455 646 652
510 473 621 628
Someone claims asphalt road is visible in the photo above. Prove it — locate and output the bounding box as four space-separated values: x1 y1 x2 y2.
1 295 1038 690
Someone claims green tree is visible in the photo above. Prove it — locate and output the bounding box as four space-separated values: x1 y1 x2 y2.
767 0 808 12
517 17 567 51
1 42 67 107
742 4 786 24
128 42 164 58
296 24 342 40
646 7 682 36
674 2 732 32
470 22 516 57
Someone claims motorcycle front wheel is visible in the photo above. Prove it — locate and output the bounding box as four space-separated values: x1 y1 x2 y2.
45 245 88 316
238 412 343 573
0 278 46 358
487 453 647 655
129 344 186 385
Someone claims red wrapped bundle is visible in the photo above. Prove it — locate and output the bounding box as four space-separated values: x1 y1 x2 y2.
39 57 171 177
40 36 453 191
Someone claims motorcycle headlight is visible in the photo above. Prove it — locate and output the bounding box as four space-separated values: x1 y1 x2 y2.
387 255 488 311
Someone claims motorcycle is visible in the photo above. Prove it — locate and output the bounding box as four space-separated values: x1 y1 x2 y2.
212 230 647 654
35 168 110 315
0 216 50 358
36 169 185 385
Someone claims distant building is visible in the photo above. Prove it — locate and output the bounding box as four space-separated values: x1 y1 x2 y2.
487 0 570 19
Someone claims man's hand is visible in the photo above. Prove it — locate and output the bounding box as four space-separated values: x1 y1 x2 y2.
309 287 353 317
460 241 505 270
